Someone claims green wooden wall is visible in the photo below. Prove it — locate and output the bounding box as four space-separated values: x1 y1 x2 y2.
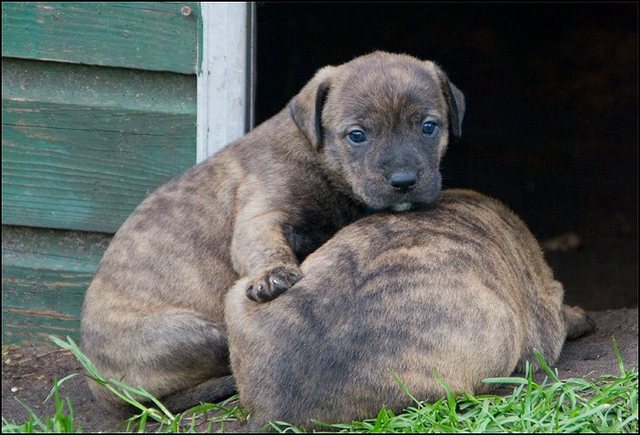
2 2 200 343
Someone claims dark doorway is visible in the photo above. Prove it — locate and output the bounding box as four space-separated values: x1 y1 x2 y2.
255 3 638 310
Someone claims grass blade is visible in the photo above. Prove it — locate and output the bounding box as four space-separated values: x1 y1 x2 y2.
533 349 560 383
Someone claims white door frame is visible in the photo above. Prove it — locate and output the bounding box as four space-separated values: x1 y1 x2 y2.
197 2 256 163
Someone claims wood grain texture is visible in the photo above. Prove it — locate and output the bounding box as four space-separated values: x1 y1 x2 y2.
2 225 111 344
2 58 197 233
1 2 199 74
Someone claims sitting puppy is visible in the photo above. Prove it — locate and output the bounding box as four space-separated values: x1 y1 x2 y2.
80 51 465 411
225 189 595 430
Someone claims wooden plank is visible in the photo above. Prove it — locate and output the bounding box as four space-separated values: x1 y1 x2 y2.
2 58 196 233
1 2 199 74
197 2 253 161
2 57 198 117
2 225 111 344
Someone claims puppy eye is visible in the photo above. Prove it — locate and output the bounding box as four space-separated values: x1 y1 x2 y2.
422 121 439 136
347 130 367 144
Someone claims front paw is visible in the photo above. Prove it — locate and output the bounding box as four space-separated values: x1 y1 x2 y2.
246 266 303 303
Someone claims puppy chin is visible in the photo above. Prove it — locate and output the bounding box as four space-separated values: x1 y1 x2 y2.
390 202 414 212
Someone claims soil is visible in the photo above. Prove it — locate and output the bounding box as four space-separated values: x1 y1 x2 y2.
2 308 637 432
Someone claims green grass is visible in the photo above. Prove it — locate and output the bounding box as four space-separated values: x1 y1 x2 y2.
270 346 638 433
1 336 637 433
1 378 80 433
1 336 246 433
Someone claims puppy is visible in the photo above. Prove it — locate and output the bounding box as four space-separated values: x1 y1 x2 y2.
225 189 595 430
80 51 465 411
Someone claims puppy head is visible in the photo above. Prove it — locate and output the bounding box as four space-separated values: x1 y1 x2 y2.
289 51 465 211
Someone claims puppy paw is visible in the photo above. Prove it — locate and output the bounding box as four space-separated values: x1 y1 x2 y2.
563 305 596 340
246 266 303 303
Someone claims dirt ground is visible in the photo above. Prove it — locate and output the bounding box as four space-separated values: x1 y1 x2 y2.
2 308 638 432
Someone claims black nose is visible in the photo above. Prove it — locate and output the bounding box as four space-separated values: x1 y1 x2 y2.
389 170 417 192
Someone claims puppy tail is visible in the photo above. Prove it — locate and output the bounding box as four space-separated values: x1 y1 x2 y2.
160 375 237 413
563 304 596 340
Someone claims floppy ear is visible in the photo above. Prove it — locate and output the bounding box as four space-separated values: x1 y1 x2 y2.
288 66 336 150
434 66 466 140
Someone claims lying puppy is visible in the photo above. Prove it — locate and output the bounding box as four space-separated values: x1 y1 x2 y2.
80 51 465 411
225 189 595 430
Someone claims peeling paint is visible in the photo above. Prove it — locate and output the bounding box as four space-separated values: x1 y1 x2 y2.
4 307 77 321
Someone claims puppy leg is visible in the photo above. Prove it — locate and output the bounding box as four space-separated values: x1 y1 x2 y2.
82 309 231 412
161 375 236 412
231 206 302 302
563 304 596 340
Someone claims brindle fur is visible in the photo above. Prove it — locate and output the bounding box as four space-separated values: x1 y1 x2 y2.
225 189 595 431
80 51 465 412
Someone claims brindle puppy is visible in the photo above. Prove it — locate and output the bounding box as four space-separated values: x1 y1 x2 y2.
80 51 465 411
225 189 595 431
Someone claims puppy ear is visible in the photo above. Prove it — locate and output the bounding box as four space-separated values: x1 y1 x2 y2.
434 66 466 140
288 66 336 150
